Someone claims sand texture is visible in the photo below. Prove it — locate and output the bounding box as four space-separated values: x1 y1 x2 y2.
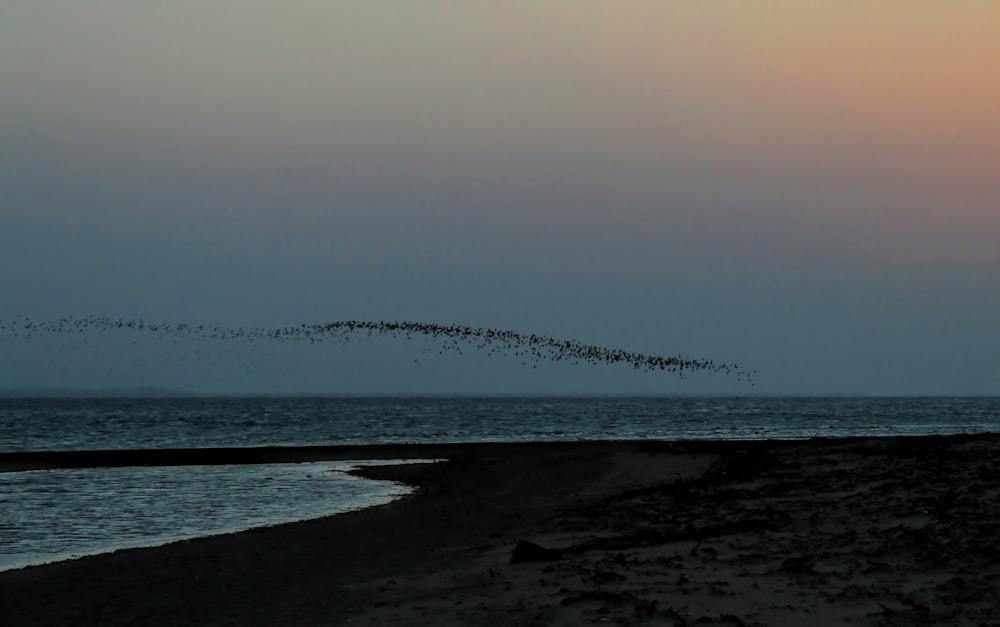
2 434 999 626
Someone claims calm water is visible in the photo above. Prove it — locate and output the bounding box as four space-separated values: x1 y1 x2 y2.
0 459 428 572
4 396 1000 452
2 396 998 572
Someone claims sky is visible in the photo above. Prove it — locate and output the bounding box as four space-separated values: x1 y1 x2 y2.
1 2 998 396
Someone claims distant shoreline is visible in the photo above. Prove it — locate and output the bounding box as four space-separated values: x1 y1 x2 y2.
0 439 690 473
0 386 191 399
3 388 996 399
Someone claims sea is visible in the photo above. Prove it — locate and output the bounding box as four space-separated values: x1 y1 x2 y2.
2 395 998 572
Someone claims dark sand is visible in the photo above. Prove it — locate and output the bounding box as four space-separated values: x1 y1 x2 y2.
2 434 999 626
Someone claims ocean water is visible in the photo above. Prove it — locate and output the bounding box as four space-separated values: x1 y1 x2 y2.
4 396 999 452
0 459 430 572
2 396 998 572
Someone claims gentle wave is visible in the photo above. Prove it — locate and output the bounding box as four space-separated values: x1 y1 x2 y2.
2 396 998 453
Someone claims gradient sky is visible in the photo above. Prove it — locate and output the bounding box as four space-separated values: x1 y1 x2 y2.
2 2 998 395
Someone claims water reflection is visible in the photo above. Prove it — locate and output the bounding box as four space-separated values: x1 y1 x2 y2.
0 459 437 572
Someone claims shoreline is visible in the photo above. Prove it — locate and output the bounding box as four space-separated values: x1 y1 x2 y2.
0 440 642 473
2 434 999 625
0 458 435 574
1 431 987 472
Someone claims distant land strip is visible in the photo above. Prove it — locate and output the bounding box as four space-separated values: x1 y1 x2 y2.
4 433 993 473
0 440 631 473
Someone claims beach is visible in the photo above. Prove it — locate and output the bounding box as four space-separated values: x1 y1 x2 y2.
2 434 999 626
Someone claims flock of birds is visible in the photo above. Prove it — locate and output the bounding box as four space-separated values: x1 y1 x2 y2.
0 315 755 385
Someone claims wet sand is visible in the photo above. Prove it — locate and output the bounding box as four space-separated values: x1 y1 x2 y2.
2 434 999 626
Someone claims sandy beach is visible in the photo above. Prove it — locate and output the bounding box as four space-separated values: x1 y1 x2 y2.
2 434 999 626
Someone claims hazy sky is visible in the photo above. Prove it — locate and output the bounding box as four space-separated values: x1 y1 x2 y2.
2 3 998 395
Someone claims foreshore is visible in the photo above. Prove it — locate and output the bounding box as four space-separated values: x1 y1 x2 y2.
2 434 999 626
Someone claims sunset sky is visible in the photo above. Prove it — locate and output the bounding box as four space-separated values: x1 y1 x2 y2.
2 3 998 395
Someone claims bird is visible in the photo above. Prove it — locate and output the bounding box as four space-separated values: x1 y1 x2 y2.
0 314 754 385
